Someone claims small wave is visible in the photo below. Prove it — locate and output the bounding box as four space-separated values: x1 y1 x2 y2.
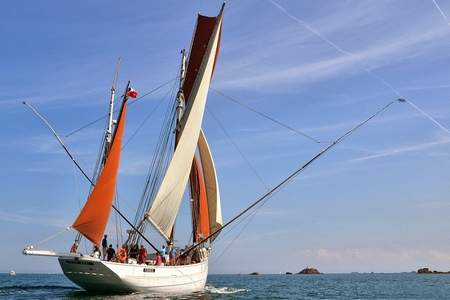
205 285 249 294
0 285 78 291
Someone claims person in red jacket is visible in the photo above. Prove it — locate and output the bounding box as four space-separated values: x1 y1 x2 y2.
155 252 163 266
138 245 148 264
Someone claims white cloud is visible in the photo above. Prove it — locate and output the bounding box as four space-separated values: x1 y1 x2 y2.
0 210 70 228
217 26 448 90
349 136 450 163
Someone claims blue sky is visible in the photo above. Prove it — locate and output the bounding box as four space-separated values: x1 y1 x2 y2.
2 0 450 274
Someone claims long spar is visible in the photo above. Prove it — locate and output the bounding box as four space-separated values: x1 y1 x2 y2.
181 100 396 256
23 101 160 254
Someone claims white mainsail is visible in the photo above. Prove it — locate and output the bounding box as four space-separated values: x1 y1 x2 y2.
147 11 223 241
198 129 222 241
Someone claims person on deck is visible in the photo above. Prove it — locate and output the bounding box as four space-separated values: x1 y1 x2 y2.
106 244 115 261
138 245 148 264
130 244 139 259
169 247 177 265
70 241 79 253
155 252 163 266
160 245 166 263
101 234 108 260
93 245 100 259
117 244 127 263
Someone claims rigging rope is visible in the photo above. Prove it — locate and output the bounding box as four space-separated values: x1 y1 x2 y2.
206 107 269 190
128 78 179 244
64 77 178 138
28 227 72 249
181 100 396 257
211 201 267 264
211 88 322 144
206 107 273 261
122 86 174 150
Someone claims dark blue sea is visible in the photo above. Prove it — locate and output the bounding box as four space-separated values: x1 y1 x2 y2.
1 273 450 299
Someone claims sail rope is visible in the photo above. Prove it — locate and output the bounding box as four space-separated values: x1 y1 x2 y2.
205 106 274 262
128 78 179 244
122 85 174 150
64 77 178 138
206 107 269 190
134 83 177 222
70 162 88 253
181 100 397 258
211 88 322 144
27 227 72 249
113 193 124 247
211 202 267 264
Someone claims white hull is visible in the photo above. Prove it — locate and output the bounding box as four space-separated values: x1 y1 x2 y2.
58 255 208 294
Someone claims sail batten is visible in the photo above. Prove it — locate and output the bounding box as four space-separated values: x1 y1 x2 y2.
146 9 223 240
72 101 127 245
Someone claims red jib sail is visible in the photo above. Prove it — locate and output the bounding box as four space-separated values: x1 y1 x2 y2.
72 102 128 245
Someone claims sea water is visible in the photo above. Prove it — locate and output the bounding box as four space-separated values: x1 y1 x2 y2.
1 273 450 299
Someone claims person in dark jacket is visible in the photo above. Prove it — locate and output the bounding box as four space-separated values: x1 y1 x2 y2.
106 244 115 261
101 234 108 260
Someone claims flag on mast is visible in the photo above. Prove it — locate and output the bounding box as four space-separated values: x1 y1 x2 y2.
127 88 138 98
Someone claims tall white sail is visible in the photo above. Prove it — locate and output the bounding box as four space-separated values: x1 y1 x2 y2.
198 129 222 241
147 10 224 241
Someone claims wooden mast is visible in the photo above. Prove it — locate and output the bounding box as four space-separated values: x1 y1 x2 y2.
170 49 188 245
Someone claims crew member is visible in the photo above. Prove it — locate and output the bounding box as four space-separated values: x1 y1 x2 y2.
138 245 148 264
106 244 115 261
101 234 108 260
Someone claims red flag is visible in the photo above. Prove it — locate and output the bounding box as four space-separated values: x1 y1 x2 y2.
127 88 138 98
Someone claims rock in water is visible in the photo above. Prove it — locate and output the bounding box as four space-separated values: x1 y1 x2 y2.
417 267 450 274
417 268 432 274
298 267 320 274
286 272 292 275
249 272 259 275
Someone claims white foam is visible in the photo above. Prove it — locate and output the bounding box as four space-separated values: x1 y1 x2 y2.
205 285 249 294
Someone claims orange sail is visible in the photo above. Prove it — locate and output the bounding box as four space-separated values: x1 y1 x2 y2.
72 102 127 245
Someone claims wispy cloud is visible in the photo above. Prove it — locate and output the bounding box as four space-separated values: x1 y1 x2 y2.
431 0 450 25
0 210 71 228
295 246 450 265
214 0 450 94
218 26 447 90
349 135 450 163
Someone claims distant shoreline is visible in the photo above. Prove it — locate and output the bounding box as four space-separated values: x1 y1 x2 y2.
3 272 449 275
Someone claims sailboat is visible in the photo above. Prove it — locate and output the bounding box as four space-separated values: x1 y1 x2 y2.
21 1 398 295
23 4 225 294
